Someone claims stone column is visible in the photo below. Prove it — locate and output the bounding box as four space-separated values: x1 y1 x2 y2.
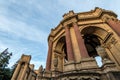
46 37 53 71
28 71 32 80
20 64 28 80
107 19 120 36
73 22 89 58
65 25 74 61
11 63 21 80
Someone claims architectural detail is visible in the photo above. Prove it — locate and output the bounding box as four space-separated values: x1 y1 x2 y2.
46 36 53 71
11 54 37 80
44 7 120 80
107 19 120 36
73 22 89 58
64 25 74 61
11 7 120 80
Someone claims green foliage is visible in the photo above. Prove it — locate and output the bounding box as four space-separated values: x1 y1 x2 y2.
0 48 12 68
0 68 12 80
0 48 12 80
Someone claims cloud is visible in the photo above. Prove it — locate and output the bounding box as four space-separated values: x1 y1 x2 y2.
0 0 50 69
0 0 120 69
0 15 48 69
0 15 48 44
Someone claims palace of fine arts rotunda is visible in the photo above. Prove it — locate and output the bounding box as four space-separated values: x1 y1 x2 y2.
11 7 120 80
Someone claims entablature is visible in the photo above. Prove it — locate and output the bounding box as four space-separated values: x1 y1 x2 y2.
48 7 117 42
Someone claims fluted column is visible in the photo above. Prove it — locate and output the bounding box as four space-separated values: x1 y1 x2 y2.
46 37 53 71
65 25 74 61
73 22 89 58
11 63 21 80
107 19 120 36
20 64 28 80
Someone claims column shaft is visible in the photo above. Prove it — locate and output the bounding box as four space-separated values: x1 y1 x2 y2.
73 23 89 58
28 72 32 80
11 63 21 80
46 38 53 71
65 25 74 61
20 64 28 80
107 19 120 36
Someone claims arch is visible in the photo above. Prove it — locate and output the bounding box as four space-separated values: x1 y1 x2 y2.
55 36 67 60
81 26 109 67
81 26 108 57
83 34 100 57
55 36 66 51
54 36 67 71
81 26 108 41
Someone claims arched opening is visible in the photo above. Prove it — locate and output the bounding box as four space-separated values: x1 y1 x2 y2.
55 36 68 62
83 34 102 67
62 43 68 62
81 26 108 67
83 34 100 57
54 36 68 71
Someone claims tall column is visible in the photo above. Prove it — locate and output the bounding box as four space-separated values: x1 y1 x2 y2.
28 71 32 80
107 19 120 36
73 22 89 58
20 64 28 80
65 25 74 61
11 63 21 80
46 37 53 71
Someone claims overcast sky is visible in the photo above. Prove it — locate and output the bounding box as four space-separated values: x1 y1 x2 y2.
0 0 120 69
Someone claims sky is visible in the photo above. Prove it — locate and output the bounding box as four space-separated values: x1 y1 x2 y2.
0 0 120 69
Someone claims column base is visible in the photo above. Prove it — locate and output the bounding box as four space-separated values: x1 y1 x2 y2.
102 58 118 73
64 61 75 72
76 57 99 70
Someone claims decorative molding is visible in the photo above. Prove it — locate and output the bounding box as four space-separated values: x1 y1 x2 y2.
63 18 77 26
110 37 118 44
63 10 75 19
103 32 113 43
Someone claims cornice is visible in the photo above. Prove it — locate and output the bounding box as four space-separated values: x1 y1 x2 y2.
48 24 64 42
77 7 117 20
48 7 117 42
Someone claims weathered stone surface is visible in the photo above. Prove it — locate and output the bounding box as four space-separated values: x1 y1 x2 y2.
11 7 120 80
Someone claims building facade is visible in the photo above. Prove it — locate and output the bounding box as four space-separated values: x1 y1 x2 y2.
44 7 120 80
11 7 120 80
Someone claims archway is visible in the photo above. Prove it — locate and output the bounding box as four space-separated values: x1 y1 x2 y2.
54 36 67 71
83 34 100 57
81 26 108 67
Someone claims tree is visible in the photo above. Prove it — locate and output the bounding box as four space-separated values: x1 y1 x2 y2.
0 48 12 80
